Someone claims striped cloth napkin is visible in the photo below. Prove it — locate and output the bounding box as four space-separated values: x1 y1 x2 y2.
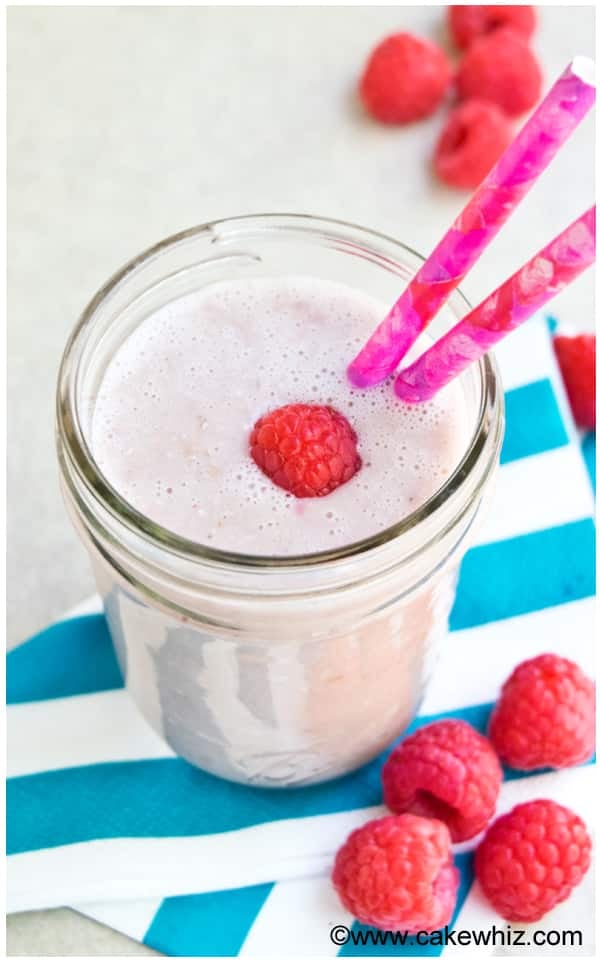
7 317 596 956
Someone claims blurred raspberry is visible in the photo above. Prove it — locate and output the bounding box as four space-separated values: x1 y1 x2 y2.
332 814 458 933
383 719 502 841
456 28 542 116
359 33 451 124
489 654 595 771
449 5 536 50
434 99 512 189
553 334 596 430
475 799 592 922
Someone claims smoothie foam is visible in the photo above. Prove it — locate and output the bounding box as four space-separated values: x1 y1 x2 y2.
91 275 470 554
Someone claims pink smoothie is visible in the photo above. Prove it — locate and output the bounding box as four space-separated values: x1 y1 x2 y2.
91 275 470 553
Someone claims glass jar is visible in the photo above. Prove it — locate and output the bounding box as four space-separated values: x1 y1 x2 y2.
56 214 504 787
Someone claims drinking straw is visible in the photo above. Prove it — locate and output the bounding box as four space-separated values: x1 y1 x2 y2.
348 57 596 388
394 206 596 403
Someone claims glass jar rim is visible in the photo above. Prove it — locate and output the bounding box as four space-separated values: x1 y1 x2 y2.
56 212 503 571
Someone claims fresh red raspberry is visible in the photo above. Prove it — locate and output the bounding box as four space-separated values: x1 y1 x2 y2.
434 99 512 189
475 800 592 922
250 403 361 498
382 720 502 842
456 29 542 117
359 33 451 124
553 334 596 430
488 654 595 771
449 5 536 50
332 814 459 933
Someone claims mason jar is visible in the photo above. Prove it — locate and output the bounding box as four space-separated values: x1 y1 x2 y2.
56 214 504 787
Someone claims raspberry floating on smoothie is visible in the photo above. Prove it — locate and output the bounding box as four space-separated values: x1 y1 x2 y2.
250 403 361 498
332 814 459 933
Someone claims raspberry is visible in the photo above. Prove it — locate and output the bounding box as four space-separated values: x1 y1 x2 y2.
249 403 361 499
553 334 596 430
382 720 502 842
475 800 592 922
488 654 595 771
449 5 536 50
456 29 542 117
434 99 512 189
332 814 459 933
359 33 451 124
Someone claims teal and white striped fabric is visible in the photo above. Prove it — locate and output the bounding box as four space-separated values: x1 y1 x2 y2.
7 318 596 956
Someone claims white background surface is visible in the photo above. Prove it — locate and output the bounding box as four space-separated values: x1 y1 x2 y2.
7 5 595 956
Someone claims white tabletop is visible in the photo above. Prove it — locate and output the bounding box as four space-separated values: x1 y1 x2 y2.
7 5 595 956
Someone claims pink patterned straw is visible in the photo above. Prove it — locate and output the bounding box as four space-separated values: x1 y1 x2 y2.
394 207 596 403
348 57 596 389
